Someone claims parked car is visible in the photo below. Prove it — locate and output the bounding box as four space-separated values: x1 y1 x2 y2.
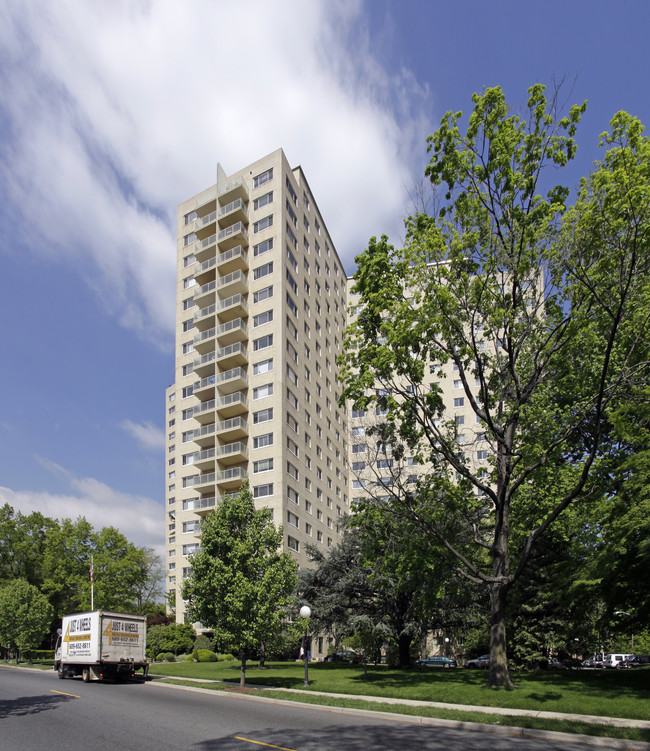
581 655 604 668
603 653 633 668
416 655 457 668
624 655 650 668
466 654 490 668
324 650 362 663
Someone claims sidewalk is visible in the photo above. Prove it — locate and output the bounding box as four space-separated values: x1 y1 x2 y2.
149 674 650 730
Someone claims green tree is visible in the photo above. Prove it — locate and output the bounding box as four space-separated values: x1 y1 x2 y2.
0 580 53 662
182 483 298 686
340 85 650 687
0 505 55 586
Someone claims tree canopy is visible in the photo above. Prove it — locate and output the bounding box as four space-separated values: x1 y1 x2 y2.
182 483 299 686
340 85 650 687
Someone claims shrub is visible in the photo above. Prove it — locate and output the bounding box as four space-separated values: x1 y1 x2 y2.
194 634 215 651
162 652 175 662
217 653 236 662
195 649 217 662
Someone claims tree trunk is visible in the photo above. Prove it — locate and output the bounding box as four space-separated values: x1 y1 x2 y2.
240 652 246 687
398 632 411 668
488 581 514 688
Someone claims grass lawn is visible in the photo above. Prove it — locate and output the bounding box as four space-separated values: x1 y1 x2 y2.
151 660 650 721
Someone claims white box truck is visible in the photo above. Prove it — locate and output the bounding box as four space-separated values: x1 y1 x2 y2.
54 610 148 682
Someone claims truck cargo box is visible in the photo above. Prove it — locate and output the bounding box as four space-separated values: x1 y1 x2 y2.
55 610 148 682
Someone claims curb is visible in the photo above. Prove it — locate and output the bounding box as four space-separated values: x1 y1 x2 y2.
146 678 650 750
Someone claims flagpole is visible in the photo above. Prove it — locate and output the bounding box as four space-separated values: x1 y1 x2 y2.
90 555 94 610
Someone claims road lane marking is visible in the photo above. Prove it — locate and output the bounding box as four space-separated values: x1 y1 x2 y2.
234 737 297 751
51 690 80 698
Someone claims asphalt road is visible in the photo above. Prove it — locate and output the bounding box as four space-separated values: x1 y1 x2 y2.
0 666 613 750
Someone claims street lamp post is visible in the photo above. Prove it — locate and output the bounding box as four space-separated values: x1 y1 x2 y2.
300 605 311 687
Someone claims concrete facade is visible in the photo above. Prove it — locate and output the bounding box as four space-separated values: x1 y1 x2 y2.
165 149 349 633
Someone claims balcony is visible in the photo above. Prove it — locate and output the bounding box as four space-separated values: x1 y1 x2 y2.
217 441 248 465
217 245 248 275
193 399 215 425
193 375 216 401
217 416 248 440
217 222 248 251
193 326 216 354
195 210 217 241
217 342 247 368
193 279 217 307
194 496 216 517
194 448 215 472
194 304 216 331
194 255 217 287
218 176 248 204
217 390 248 418
217 293 247 322
216 466 247 490
217 317 247 346
194 232 217 264
194 472 216 490
193 351 215 379
218 269 247 297
218 198 248 227
217 366 247 395
192 422 216 448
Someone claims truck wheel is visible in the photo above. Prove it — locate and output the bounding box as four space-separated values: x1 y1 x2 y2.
82 668 90 683
57 665 65 680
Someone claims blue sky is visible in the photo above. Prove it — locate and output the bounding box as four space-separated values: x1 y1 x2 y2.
1 0 649 557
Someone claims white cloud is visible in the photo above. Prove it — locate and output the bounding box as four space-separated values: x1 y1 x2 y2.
0 0 429 346
0 469 163 556
120 419 165 452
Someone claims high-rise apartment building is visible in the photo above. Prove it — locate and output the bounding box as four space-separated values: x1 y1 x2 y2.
165 149 349 627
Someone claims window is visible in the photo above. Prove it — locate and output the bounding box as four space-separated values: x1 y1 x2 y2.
287 388 298 409
253 191 273 210
352 479 365 489
253 238 273 257
253 309 273 327
286 200 297 226
351 409 365 418
287 536 299 552
287 461 299 480
253 358 273 375
253 432 273 449
183 543 200 556
253 334 273 351
351 426 365 436
286 246 298 270
477 450 489 460
253 168 273 188
454 397 465 407
253 483 274 498
287 365 298 385
286 269 297 293
455 415 465 425
286 225 297 248
286 294 297 316
182 319 194 332
287 486 299 504
352 461 366 471
253 383 273 400
453 380 462 390
254 262 274 281
182 386 194 398
253 285 273 304
287 511 299 528
285 176 297 203
183 520 200 534
253 408 273 424
352 443 366 454
253 215 273 234
254 458 273 473
286 316 297 340
287 412 298 432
